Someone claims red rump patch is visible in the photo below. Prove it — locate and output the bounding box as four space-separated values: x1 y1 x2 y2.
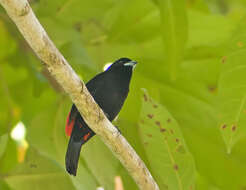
83 132 91 141
65 111 91 141
65 112 75 137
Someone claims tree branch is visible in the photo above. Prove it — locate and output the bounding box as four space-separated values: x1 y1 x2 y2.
0 0 159 189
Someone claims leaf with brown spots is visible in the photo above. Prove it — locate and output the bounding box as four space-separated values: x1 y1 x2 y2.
143 93 148 102
221 124 227 130
218 48 246 153
139 91 195 190
147 114 154 119
160 128 166 133
155 121 161 127
147 134 152 138
221 56 227 64
153 104 158 108
173 164 179 171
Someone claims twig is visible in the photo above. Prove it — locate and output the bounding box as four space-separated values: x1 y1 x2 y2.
0 0 159 189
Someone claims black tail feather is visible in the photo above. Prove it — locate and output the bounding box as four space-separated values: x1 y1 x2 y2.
65 137 83 176
65 111 95 176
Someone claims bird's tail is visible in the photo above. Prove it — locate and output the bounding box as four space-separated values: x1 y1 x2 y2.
65 116 95 176
65 136 83 176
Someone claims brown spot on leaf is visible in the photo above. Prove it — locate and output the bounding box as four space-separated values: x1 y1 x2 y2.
221 56 227 64
155 121 161 127
173 164 179 171
153 104 158 108
144 142 148 146
167 118 171 123
147 114 154 119
147 134 152 138
160 128 166 133
237 42 244 47
143 94 148 102
232 125 236 132
140 120 145 124
208 86 217 93
74 22 82 31
221 124 227 130
175 138 179 143
30 164 37 168
170 129 174 134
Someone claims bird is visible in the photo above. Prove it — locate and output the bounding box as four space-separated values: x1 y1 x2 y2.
65 57 137 176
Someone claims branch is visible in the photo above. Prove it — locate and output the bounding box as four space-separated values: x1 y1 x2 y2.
0 0 159 189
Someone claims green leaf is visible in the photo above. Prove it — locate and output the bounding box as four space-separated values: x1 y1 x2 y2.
0 20 16 60
0 179 11 190
0 137 18 173
60 41 96 80
187 10 235 48
37 0 115 25
39 18 80 48
196 173 221 190
0 134 8 159
156 0 188 80
139 91 195 190
218 18 246 153
106 0 159 43
218 51 246 153
156 76 246 190
27 97 98 190
82 137 120 190
4 148 75 190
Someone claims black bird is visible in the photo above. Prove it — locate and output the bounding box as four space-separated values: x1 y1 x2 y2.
65 57 137 176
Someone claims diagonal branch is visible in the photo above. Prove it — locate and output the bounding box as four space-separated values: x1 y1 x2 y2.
0 0 159 189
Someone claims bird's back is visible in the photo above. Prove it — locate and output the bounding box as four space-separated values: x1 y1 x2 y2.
86 70 130 121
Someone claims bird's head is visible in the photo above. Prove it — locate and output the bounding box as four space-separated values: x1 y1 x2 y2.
106 58 137 72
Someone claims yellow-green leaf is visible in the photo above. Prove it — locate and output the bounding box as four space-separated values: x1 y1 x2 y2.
139 91 195 190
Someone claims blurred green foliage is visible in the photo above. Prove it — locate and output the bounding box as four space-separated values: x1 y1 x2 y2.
0 0 246 189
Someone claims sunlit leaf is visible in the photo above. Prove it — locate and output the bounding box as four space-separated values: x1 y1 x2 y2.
139 91 196 190
0 20 16 60
27 96 98 189
4 148 75 190
156 0 188 80
218 52 246 153
0 179 11 190
0 134 8 158
217 18 246 153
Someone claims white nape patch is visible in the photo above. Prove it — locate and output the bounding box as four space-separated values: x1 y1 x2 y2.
11 121 26 142
103 62 112 71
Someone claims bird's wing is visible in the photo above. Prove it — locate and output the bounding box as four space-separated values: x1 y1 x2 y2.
86 72 106 97
85 72 111 118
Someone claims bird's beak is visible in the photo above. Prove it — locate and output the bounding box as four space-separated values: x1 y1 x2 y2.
124 60 138 67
